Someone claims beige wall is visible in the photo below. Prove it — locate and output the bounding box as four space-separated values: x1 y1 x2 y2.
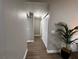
47 0 78 52
0 0 6 58
1 0 28 59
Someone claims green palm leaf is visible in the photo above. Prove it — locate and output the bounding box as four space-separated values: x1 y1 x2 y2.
55 22 78 48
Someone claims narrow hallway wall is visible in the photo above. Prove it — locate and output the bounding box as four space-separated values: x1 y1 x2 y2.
26 14 34 41
1 0 28 59
0 0 6 58
41 15 49 48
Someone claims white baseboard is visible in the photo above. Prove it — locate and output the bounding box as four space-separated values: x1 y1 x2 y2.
23 49 28 59
26 40 34 42
47 49 60 53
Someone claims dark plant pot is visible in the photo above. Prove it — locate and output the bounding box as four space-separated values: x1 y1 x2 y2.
61 47 71 59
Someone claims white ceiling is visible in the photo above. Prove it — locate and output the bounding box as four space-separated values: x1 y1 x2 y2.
24 2 48 18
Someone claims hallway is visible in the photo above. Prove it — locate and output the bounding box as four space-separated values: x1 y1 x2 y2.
26 36 62 59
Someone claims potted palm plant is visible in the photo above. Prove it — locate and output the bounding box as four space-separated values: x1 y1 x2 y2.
55 22 78 59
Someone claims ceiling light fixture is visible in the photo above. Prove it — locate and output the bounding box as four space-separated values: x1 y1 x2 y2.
34 12 41 18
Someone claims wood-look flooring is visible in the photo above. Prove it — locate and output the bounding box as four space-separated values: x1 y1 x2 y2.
26 36 78 59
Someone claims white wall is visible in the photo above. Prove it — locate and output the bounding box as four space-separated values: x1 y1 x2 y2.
0 0 28 59
47 0 78 52
26 15 34 41
41 15 49 48
0 0 6 58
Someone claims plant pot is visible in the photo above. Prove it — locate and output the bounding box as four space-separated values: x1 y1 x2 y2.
61 47 71 59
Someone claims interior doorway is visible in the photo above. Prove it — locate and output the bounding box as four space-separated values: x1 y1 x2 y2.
33 17 41 37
